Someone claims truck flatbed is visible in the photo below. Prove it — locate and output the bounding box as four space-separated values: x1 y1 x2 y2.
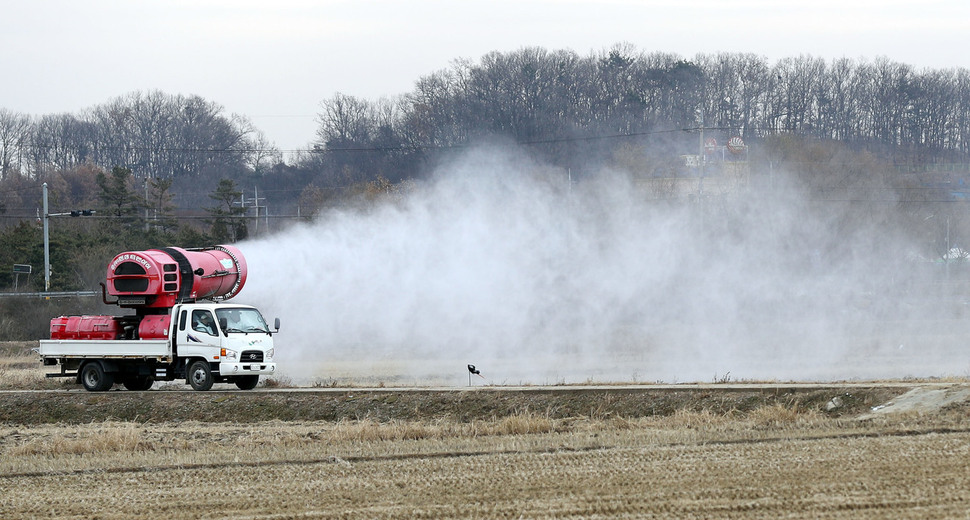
38 339 171 360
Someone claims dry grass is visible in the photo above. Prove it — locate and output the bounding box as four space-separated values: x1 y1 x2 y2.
0 345 70 391
7 423 143 456
0 405 956 474
2 409 970 519
0 412 563 466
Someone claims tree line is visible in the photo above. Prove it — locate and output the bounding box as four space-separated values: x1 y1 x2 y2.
313 46 970 182
0 91 277 182
2 46 970 188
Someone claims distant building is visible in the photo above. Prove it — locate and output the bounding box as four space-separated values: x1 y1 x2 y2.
635 136 750 199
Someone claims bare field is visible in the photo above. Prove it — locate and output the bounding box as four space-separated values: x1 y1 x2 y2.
3 410 970 519
4 342 970 518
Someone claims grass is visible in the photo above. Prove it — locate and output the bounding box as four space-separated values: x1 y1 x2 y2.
0 344 72 391
7 422 144 457
3 408 970 519
0 401 954 474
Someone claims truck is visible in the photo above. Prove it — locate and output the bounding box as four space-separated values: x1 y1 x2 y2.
37 245 278 392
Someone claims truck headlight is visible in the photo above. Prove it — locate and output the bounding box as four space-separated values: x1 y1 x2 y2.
221 348 238 360
266 348 274 361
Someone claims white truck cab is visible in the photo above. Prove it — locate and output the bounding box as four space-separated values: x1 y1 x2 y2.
174 303 278 390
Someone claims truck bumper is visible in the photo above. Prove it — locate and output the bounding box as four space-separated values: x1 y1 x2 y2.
217 362 277 376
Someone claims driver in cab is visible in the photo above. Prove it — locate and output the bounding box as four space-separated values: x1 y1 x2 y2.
192 311 217 336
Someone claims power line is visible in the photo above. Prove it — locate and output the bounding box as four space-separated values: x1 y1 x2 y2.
0 125 739 157
0 185 41 195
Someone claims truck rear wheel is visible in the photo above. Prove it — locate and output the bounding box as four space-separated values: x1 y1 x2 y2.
187 360 214 391
123 376 154 391
234 376 259 390
80 362 114 392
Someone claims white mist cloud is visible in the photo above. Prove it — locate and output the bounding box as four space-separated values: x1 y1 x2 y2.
238 146 969 385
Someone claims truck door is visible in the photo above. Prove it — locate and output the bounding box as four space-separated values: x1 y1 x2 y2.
177 309 221 356
173 308 187 355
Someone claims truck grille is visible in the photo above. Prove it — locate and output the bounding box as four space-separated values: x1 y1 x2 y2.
241 350 263 362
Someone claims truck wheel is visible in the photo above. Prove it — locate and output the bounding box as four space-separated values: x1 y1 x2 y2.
187 360 214 391
234 376 259 390
123 376 154 391
80 362 114 392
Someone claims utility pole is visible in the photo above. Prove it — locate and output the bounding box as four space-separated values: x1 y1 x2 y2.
252 189 258 236
42 184 95 292
43 183 49 292
144 177 150 232
698 109 705 196
250 186 266 236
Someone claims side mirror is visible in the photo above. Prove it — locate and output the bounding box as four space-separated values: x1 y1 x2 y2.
219 317 228 336
274 317 281 332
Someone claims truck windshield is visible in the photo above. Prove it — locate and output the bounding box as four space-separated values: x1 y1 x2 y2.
215 308 270 334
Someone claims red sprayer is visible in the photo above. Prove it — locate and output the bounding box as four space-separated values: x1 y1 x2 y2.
39 245 278 392
106 245 247 308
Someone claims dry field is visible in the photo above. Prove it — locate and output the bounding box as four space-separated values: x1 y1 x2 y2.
3 342 970 519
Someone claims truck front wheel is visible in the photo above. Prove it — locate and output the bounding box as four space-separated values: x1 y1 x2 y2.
234 376 259 390
80 362 114 392
187 360 214 391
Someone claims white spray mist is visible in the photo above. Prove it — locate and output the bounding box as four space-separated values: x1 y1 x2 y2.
237 146 969 385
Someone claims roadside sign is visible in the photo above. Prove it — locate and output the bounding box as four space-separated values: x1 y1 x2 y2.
12 264 32 291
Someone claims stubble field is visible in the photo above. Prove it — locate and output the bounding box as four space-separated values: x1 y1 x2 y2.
3 341 970 519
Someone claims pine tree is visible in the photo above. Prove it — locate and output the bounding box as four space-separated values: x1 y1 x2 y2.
206 178 248 242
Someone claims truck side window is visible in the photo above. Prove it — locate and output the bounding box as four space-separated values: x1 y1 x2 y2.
191 310 217 336
179 310 187 331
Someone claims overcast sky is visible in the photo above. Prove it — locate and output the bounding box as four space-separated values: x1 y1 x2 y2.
3 0 969 151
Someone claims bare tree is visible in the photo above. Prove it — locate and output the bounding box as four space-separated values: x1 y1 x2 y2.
0 109 30 180
317 93 373 145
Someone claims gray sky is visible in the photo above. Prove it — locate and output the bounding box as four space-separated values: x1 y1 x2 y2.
3 0 969 152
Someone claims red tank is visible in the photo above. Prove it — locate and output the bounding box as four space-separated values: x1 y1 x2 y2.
138 315 172 339
50 316 120 340
106 245 247 308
